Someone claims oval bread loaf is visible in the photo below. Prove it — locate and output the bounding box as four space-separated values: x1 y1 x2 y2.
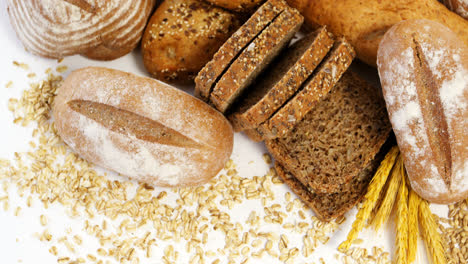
53 67 234 187
377 19 468 204
7 0 155 60
287 0 468 66
142 0 241 84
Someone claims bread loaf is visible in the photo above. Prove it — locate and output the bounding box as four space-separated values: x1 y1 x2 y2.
53 67 234 187
7 0 155 60
442 0 468 19
141 0 241 84
377 19 468 204
286 0 468 66
205 0 265 12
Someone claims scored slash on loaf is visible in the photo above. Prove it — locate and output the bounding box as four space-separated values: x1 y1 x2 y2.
7 0 156 60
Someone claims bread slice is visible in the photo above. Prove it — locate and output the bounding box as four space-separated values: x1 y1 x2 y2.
228 27 334 132
209 8 303 113
194 0 289 100
266 71 392 193
274 143 385 221
258 39 355 139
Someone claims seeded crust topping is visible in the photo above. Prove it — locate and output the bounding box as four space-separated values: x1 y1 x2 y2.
228 27 335 131
257 39 355 139
209 7 303 112
195 0 289 100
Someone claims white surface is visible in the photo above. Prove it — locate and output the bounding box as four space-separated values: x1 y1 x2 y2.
0 2 445 264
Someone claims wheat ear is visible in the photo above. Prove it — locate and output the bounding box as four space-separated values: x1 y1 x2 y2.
395 159 408 264
419 199 447 264
339 146 399 251
407 189 419 263
372 154 403 230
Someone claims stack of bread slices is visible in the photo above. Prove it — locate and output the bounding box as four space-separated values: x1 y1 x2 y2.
196 0 392 221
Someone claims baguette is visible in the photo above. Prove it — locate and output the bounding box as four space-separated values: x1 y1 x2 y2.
53 67 234 187
377 19 468 204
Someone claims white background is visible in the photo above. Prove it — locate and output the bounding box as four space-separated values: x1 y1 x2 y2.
0 2 442 263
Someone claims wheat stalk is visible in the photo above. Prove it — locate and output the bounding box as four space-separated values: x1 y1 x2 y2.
395 159 408 264
419 199 447 264
339 146 399 251
407 189 419 263
372 155 403 231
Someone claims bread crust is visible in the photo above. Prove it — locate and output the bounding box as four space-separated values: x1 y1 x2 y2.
205 0 265 12
141 0 241 84
442 0 468 19
258 39 355 140
7 0 155 60
377 19 468 204
53 67 233 187
195 0 289 100
287 0 468 66
210 7 303 113
228 27 334 131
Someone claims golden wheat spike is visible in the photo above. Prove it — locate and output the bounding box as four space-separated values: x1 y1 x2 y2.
419 199 447 264
339 146 400 251
395 159 409 264
407 189 420 263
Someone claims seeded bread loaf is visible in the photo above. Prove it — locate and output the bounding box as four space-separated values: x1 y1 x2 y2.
274 150 383 221
195 0 289 100
266 71 391 193
53 67 234 187
205 0 265 12
209 8 303 113
141 0 241 84
257 39 355 140
228 27 334 132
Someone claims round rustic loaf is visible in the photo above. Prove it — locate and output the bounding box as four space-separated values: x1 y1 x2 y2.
53 67 234 187
205 0 265 12
442 0 468 19
7 0 155 60
142 0 241 84
377 19 468 204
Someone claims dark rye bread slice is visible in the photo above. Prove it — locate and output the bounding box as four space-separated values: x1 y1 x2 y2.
266 71 392 193
228 27 334 132
209 8 303 113
194 0 289 100
274 142 386 221
257 39 355 140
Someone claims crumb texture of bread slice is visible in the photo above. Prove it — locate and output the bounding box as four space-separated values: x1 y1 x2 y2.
228 27 334 131
267 71 392 193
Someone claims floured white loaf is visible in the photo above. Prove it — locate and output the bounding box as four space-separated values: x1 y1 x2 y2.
7 0 155 60
377 19 468 204
53 67 234 187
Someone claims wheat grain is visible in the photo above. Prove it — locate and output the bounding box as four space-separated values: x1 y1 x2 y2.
339 146 399 250
407 189 419 263
395 159 408 264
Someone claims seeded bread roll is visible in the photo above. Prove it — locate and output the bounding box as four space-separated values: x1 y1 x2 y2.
53 67 234 187
442 0 468 19
210 7 303 112
195 0 289 100
205 0 265 12
7 0 155 60
257 39 355 140
266 72 391 193
142 0 241 84
377 20 468 204
228 27 334 132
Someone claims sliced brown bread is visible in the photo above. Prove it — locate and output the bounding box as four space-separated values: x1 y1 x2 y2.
257 39 355 139
243 127 264 142
266 71 392 193
228 27 334 132
194 0 289 100
209 8 303 113
274 143 385 221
